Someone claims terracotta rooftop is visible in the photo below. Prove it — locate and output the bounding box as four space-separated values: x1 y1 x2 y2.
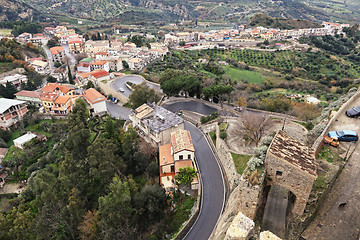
91 60 108 66
78 62 90 68
40 92 58 101
50 46 64 55
175 160 193 173
54 95 73 104
90 70 109 79
83 88 106 104
171 129 195 154
41 83 74 94
15 90 42 99
267 131 317 176
159 143 174 166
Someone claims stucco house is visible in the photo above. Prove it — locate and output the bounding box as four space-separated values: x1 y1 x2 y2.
83 88 107 116
159 129 198 192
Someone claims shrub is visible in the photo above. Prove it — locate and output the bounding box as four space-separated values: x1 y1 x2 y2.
247 157 263 171
200 112 219 124
219 130 227 139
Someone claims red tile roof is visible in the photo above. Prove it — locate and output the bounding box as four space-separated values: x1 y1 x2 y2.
91 60 108 66
78 62 90 68
50 46 65 55
90 70 109 79
15 90 42 99
41 83 74 94
171 130 195 154
83 88 106 104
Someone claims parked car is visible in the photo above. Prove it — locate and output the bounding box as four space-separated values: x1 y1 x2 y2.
119 87 125 92
328 130 358 142
346 106 360 117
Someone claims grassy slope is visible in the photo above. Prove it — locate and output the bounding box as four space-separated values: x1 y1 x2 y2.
231 153 252 175
223 65 265 84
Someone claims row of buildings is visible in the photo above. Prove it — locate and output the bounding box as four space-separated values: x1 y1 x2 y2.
165 21 350 45
13 83 107 117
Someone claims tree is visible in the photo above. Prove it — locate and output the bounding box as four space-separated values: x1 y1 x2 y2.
98 176 137 239
46 75 57 83
236 96 247 109
68 65 74 84
86 81 95 89
179 41 186 46
128 82 161 108
68 98 90 132
240 112 271 146
134 185 166 227
292 102 319 122
122 60 129 69
46 36 59 48
54 62 62 68
174 166 196 186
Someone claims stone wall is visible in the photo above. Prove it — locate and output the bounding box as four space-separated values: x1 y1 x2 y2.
215 124 241 190
265 153 316 216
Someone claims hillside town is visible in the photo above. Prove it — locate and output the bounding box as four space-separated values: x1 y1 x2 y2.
0 10 360 240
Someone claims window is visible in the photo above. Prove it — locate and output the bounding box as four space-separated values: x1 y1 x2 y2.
171 165 175 173
276 171 283 176
188 154 191 159
179 155 183 160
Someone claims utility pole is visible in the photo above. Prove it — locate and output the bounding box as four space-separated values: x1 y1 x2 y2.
282 117 286 131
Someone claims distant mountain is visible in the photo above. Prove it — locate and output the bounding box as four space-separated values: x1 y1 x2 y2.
0 0 36 21
13 0 360 24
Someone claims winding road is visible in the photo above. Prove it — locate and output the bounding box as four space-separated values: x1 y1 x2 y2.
163 101 225 240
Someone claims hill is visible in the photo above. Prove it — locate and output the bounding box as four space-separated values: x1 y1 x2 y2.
247 13 322 30
13 0 360 24
0 0 36 22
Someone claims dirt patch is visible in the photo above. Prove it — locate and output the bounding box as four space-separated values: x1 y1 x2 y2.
0 183 26 194
225 117 308 155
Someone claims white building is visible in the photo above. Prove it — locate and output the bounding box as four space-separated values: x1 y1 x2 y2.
13 132 37 149
83 88 107 115
0 74 28 89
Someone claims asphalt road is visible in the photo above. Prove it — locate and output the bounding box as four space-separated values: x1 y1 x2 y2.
106 101 131 120
163 101 217 116
41 45 54 73
183 122 225 240
110 76 162 98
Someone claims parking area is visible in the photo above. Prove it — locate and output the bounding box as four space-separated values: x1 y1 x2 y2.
301 97 360 240
106 101 131 120
110 75 161 98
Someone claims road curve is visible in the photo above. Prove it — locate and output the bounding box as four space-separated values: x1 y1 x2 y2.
182 122 225 240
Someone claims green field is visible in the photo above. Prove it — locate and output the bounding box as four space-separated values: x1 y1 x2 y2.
0 29 12 36
223 66 265 84
231 153 252 175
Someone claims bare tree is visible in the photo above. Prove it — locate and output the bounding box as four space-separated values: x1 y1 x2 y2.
75 53 88 62
241 112 271 146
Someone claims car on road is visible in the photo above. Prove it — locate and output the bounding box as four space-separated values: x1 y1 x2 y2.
346 106 360 117
328 130 358 142
119 88 125 92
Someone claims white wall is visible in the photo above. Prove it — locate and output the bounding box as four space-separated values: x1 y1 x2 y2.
92 100 107 114
174 149 194 161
